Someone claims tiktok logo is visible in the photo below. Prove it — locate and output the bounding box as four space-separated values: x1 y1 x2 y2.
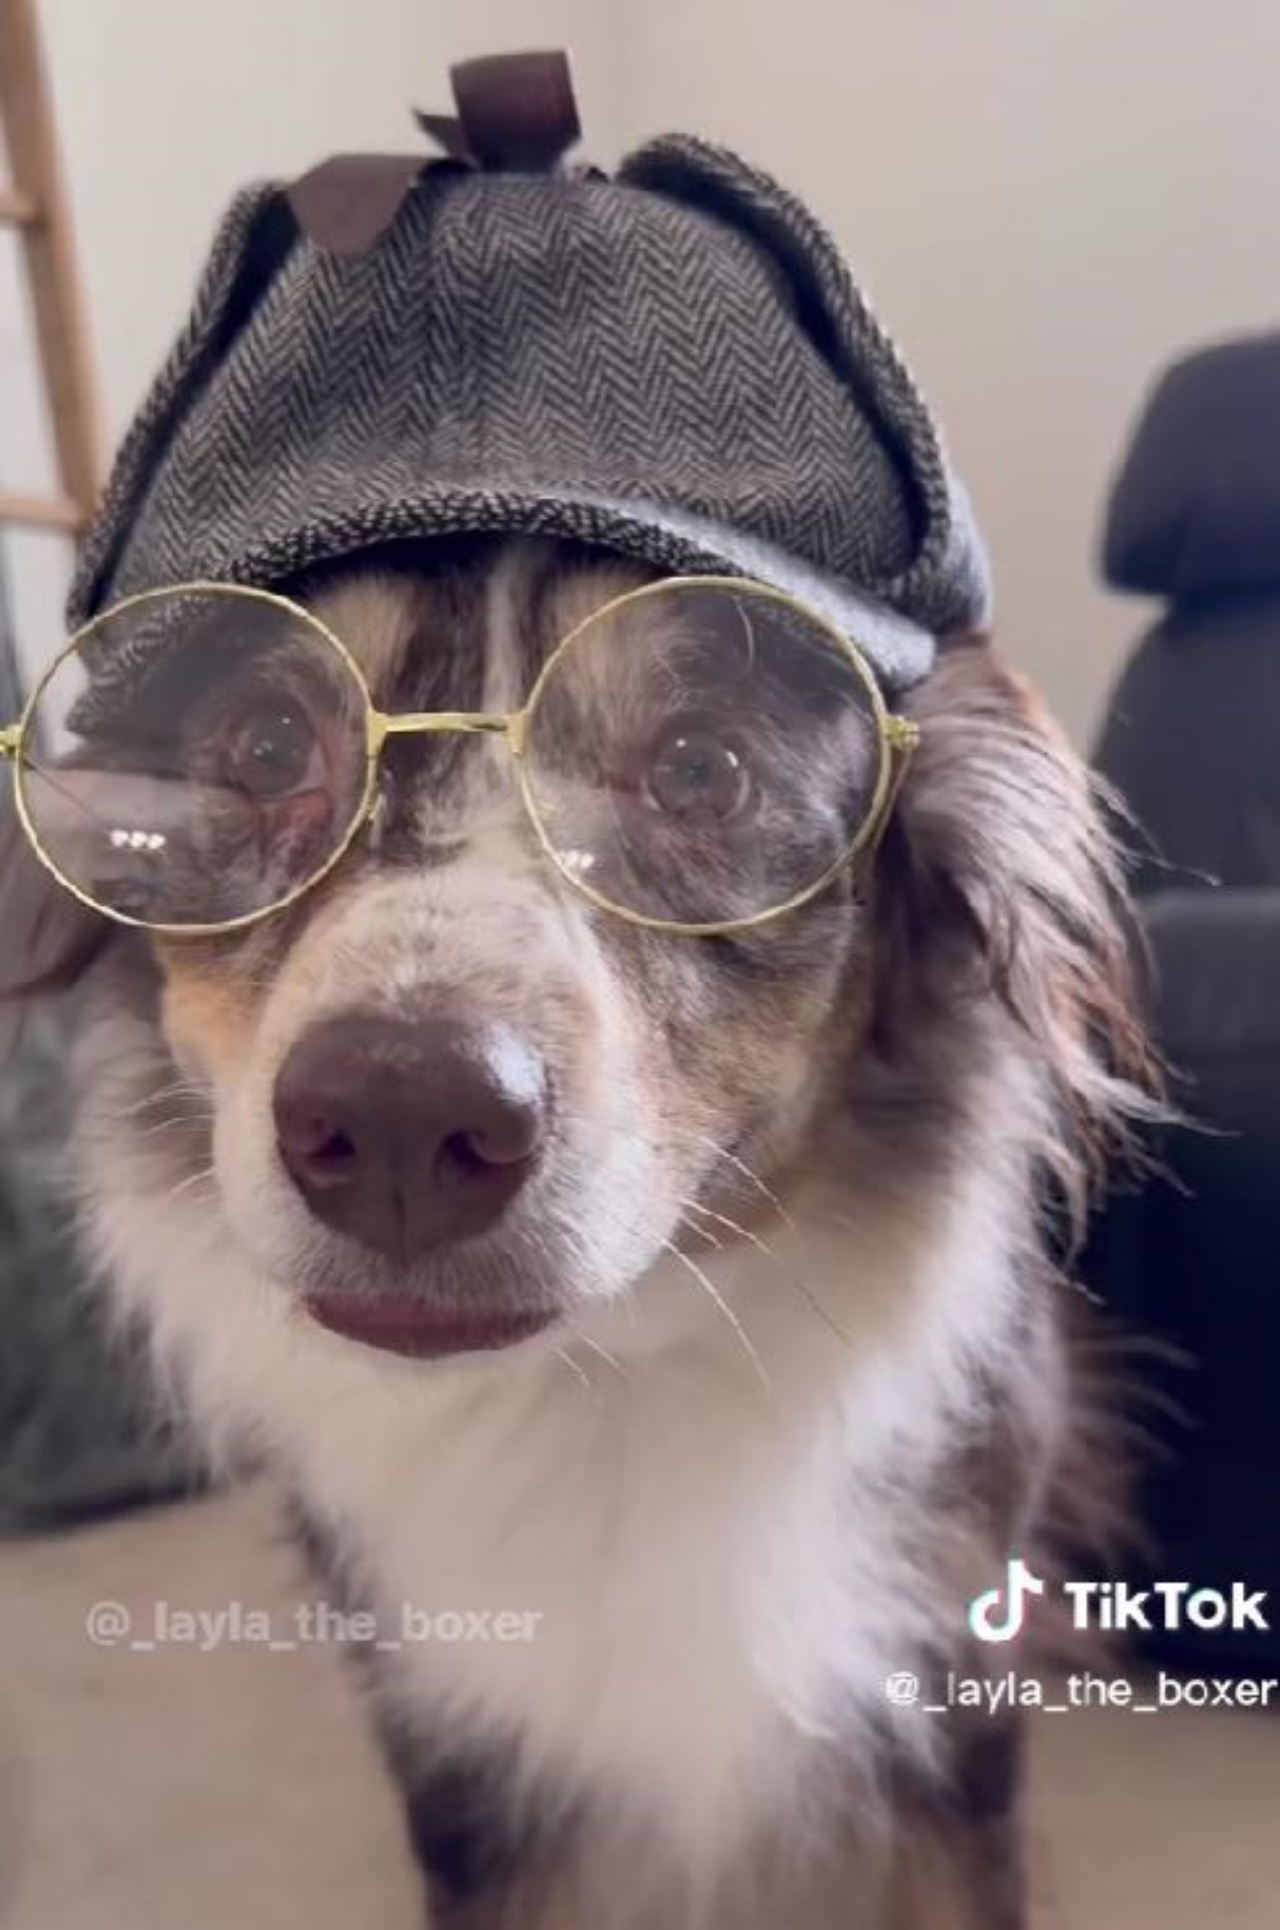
967 1558 1047 1644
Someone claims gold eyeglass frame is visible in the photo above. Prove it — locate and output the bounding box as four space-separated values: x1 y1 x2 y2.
0 574 919 941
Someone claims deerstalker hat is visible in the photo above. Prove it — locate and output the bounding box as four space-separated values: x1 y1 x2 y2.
69 51 990 702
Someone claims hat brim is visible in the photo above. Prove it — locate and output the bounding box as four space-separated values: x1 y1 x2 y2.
91 483 937 701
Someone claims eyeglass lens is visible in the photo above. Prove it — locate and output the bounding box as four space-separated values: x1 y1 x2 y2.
522 581 885 927
17 589 371 929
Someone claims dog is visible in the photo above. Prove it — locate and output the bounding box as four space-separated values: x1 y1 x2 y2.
2 535 1148 1928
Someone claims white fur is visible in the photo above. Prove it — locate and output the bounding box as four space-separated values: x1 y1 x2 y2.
75 1004 1028 1926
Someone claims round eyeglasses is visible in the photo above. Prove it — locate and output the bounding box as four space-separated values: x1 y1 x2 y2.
0 576 918 939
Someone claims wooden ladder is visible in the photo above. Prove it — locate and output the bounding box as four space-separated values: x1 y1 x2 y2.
0 0 104 538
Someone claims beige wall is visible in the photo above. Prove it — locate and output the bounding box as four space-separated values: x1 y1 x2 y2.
1 0 628 678
39 0 627 437
6 2 1280 737
617 0 1280 740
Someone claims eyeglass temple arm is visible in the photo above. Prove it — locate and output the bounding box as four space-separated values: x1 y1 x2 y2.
0 724 21 759
883 714 919 794
852 712 918 878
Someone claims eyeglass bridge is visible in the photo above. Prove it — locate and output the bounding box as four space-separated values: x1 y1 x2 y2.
368 710 529 754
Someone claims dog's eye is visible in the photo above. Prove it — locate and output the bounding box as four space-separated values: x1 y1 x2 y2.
221 702 319 799
645 721 753 824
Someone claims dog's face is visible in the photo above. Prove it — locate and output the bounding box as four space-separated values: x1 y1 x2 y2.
137 541 890 1360
2 536 1138 1372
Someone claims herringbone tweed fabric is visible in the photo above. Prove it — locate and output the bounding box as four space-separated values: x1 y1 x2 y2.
70 136 990 697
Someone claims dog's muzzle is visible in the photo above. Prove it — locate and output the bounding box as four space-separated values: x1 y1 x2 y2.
273 1013 556 1359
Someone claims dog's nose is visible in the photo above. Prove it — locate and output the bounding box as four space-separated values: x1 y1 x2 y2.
273 1016 548 1258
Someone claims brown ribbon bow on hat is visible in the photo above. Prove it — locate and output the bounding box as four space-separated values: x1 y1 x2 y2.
287 49 582 257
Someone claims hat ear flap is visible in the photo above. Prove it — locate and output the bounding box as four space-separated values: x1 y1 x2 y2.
69 185 299 627
619 136 989 638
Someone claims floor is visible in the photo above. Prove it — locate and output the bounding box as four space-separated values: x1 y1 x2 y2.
1 1487 1278 1929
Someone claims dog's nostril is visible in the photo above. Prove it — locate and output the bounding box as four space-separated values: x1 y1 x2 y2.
272 1015 550 1259
307 1128 358 1179
274 1103 357 1179
443 1131 495 1180
453 1108 542 1169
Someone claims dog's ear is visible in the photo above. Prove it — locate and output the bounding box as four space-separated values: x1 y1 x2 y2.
875 639 1155 1235
0 791 108 1037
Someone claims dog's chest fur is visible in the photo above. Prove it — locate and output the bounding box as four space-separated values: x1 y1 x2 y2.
80 1024 1023 1916
291 1215 1008 1918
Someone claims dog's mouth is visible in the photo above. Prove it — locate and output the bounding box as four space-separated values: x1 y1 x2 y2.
301 1293 556 1360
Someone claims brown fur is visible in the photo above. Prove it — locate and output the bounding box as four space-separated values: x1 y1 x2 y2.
157 948 259 1080
887 639 1152 1231
1 547 1155 1930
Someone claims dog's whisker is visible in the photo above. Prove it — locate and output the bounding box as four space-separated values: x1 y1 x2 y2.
559 1159 849 1372
679 1196 765 1244
133 1111 216 1144
117 1079 210 1121
163 1163 219 1203
552 1346 595 1396
692 1133 798 1231
675 1202 724 1251
658 1235 774 1399
563 1125 844 1357
586 1113 797 1237
551 1301 631 1393
571 1330 626 1379
677 1197 855 1352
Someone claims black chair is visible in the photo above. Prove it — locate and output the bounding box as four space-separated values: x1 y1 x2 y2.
1087 334 1280 1670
